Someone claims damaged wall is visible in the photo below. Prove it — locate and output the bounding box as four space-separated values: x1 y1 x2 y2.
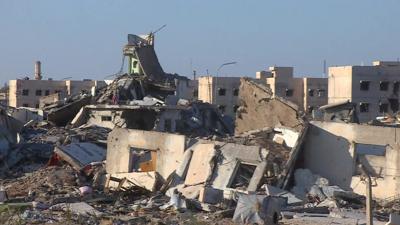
302 121 400 199
106 128 189 180
235 78 304 135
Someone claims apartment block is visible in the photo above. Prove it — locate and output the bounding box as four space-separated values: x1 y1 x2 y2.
8 79 106 108
257 66 328 113
328 61 400 122
198 76 240 118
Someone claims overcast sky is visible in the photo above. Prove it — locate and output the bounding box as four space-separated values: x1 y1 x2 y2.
0 0 399 85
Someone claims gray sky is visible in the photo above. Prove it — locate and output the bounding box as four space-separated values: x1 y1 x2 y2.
1 0 399 85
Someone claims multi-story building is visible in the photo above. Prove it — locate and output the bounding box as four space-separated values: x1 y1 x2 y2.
257 66 328 113
8 79 106 108
0 86 8 105
329 61 400 122
198 76 241 118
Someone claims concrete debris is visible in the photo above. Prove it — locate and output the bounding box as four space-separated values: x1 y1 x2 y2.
0 32 396 225
50 202 103 216
315 100 359 123
235 78 305 134
71 102 232 137
232 194 285 225
53 142 106 171
46 94 92 126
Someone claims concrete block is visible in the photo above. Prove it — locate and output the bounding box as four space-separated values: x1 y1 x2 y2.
184 143 216 186
233 194 284 225
211 143 267 190
247 160 268 191
107 171 158 192
54 142 106 171
198 187 223 204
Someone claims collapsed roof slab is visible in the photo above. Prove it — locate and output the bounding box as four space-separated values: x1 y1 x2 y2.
235 78 305 135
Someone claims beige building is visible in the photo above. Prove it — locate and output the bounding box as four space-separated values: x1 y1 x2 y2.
328 61 400 122
257 66 328 113
8 79 106 108
303 121 400 199
198 76 240 118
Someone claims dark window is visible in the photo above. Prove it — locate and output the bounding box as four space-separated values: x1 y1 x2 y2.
285 89 293 97
394 82 400 95
164 119 172 132
233 88 239 96
229 163 257 189
307 106 314 113
218 88 226 96
389 98 399 112
101 116 112 121
218 105 226 113
317 89 326 97
35 90 42 96
233 105 239 113
22 103 29 107
22 89 29 96
379 103 389 113
45 90 50 96
360 81 370 91
380 81 389 91
193 90 198 98
359 103 369 113
308 89 314 97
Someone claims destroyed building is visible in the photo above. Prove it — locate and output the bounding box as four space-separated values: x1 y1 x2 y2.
235 78 305 134
1 33 400 225
301 121 400 199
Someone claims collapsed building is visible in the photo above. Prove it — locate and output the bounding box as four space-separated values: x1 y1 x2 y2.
1 33 399 225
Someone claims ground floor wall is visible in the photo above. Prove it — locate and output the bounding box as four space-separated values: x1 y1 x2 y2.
302 121 400 199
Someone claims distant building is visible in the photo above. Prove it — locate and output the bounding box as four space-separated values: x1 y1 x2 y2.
175 79 198 102
8 79 106 108
257 66 328 113
329 61 400 122
0 86 8 105
198 76 241 118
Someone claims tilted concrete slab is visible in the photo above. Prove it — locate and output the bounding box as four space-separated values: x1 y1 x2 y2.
184 143 216 186
235 78 304 134
210 142 268 190
107 172 159 192
54 142 106 171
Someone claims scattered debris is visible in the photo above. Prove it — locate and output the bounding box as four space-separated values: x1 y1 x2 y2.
0 33 395 225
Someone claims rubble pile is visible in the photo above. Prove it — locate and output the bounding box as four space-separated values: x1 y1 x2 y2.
0 34 397 225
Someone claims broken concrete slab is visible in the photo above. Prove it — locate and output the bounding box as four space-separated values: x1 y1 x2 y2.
106 171 159 192
50 202 103 217
210 143 268 191
198 187 223 204
273 127 300 148
247 160 268 192
47 95 92 126
263 184 303 205
232 194 284 225
54 142 106 171
235 78 305 135
184 143 216 186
